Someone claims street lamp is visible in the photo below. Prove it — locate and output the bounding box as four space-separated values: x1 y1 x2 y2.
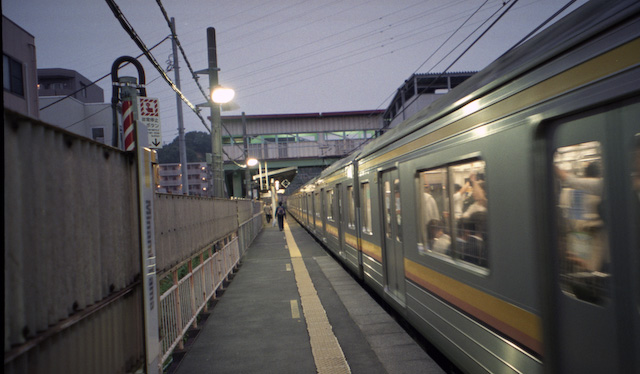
246 157 268 192
209 84 235 199
211 86 235 104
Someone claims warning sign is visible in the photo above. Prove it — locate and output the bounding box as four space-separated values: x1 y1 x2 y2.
138 97 162 148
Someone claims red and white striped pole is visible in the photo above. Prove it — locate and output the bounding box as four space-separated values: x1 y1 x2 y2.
122 99 135 151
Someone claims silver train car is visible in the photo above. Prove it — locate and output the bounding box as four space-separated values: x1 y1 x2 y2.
287 1 640 373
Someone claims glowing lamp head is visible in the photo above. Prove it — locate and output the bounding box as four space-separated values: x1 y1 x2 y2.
211 86 235 104
246 158 259 167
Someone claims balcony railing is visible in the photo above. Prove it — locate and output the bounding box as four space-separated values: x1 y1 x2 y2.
223 139 369 162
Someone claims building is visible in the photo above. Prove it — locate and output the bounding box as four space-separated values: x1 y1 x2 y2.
3 16 39 119
221 110 384 198
38 68 104 103
383 72 476 129
38 68 113 145
157 162 210 196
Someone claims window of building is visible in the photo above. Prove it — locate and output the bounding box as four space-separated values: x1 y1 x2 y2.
277 135 296 143
361 182 372 234
223 136 243 144
298 133 317 142
326 132 345 141
91 127 105 143
3 54 24 97
417 159 488 268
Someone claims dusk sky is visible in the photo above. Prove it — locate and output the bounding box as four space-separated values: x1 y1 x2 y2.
3 0 587 141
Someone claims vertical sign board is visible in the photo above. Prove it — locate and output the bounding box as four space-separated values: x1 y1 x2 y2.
137 141 160 370
138 97 163 149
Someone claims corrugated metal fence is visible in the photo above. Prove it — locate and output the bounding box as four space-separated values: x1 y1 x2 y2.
4 111 263 373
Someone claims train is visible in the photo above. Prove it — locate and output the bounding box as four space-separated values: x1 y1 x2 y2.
286 1 640 373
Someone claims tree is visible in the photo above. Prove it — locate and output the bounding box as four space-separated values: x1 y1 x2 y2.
157 131 211 164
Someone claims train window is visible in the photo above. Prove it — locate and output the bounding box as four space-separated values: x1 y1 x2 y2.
450 161 488 267
384 180 392 239
347 185 355 229
553 141 609 304
417 167 448 254
395 178 402 242
417 160 488 268
362 182 372 234
327 189 334 221
315 192 321 227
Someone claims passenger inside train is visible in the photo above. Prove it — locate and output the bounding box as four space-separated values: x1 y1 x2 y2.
418 161 489 268
554 141 609 304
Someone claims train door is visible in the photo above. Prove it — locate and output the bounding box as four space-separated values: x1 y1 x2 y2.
544 100 640 374
380 169 405 304
336 183 346 259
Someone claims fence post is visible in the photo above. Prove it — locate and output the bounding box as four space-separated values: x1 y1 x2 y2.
200 253 208 312
188 260 197 329
173 270 184 351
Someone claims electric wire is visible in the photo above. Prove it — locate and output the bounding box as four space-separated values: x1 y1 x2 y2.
224 0 425 73
61 73 166 130
381 0 516 125
106 3 246 173
154 0 210 109
39 35 171 111
154 0 248 164
107 0 244 167
233 9 485 96
228 0 470 86
502 0 578 56
104 0 212 133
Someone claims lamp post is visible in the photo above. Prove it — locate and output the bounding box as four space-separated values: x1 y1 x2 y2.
246 157 258 199
247 157 277 224
198 27 236 198
210 85 234 198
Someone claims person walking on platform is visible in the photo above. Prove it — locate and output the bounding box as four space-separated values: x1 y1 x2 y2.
276 201 286 231
264 203 272 223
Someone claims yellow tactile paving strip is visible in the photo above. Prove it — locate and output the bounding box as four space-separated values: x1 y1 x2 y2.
284 221 351 374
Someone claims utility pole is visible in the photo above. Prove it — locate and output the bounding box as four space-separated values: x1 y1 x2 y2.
207 27 224 198
171 17 189 195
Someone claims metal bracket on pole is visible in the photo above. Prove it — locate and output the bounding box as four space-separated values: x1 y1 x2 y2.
110 56 147 149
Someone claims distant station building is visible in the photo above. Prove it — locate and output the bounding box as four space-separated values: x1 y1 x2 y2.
382 71 476 129
220 72 477 199
221 110 383 199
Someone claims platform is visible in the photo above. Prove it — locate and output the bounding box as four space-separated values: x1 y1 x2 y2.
172 218 445 374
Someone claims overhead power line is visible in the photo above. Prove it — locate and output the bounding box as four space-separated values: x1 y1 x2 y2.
104 0 212 133
376 0 517 119
39 36 171 111
153 0 248 163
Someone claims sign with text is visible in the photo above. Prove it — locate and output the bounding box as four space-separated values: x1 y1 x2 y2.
137 97 162 148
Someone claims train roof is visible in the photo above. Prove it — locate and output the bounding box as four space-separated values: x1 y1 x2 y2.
317 150 360 181
356 0 640 160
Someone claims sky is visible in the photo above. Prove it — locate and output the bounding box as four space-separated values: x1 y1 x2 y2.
3 0 587 142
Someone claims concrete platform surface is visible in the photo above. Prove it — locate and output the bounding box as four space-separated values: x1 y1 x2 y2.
172 218 445 374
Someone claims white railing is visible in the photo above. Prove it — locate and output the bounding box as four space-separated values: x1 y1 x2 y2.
159 237 241 363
